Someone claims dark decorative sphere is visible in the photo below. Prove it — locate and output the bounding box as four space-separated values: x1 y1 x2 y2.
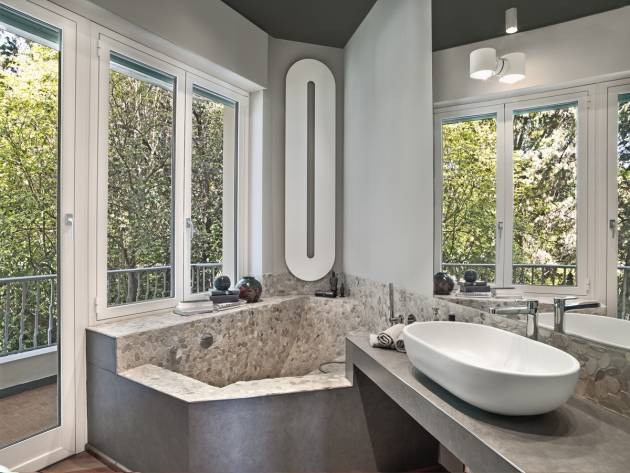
236 276 263 303
463 270 478 283
433 272 455 295
214 275 231 292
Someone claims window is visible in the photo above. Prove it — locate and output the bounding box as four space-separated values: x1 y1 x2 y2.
436 94 587 292
511 103 578 286
612 91 630 316
96 37 246 319
106 53 176 306
186 83 237 296
440 114 498 283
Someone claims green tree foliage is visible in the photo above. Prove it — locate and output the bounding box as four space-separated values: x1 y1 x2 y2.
0 31 227 347
616 97 630 313
512 107 577 269
0 32 59 352
441 106 578 286
191 97 227 266
0 33 58 278
441 117 497 282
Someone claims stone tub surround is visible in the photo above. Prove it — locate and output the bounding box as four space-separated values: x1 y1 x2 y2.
342 273 630 418
86 295 440 472
88 295 373 388
120 364 350 403
261 271 336 297
347 335 630 473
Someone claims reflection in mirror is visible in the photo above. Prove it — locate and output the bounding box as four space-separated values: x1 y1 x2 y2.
0 7 61 448
616 93 630 319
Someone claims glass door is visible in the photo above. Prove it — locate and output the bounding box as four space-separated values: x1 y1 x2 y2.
0 1 76 470
607 84 630 319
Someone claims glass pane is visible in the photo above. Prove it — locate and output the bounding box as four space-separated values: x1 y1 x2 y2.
441 115 497 283
512 102 578 286
617 94 630 317
189 87 236 293
107 55 175 306
0 13 60 447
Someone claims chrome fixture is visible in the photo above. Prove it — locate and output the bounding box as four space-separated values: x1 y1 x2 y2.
388 282 416 325
490 300 539 340
553 297 600 334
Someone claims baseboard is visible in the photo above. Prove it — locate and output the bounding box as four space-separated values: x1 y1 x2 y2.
85 444 132 473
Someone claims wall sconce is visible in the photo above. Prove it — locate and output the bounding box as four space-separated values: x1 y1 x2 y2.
469 48 526 84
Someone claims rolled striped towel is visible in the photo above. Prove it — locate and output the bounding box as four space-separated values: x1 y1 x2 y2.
375 324 405 348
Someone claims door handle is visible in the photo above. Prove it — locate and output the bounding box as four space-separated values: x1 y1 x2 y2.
497 221 504 239
610 219 617 239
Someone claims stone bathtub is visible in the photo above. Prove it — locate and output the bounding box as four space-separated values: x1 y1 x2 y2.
86 296 437 473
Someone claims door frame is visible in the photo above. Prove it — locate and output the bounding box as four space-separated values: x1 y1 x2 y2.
0 0 78 470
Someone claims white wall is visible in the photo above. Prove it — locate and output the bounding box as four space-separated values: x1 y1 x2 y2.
433 6 630 104
266 37 345 275
343 0 433 294
51 0 269 89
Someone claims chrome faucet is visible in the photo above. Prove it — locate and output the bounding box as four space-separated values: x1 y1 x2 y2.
553 297 600 334
387 282 417 325
490 300 539 340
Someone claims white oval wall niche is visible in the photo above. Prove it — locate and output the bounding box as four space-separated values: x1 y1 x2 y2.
285 59 336 281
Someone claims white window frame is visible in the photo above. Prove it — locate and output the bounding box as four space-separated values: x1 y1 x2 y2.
183 72 249 300
434 91 590 295
94 34 186 320
433 105 506 285
91 30 250 321
606 81 630 314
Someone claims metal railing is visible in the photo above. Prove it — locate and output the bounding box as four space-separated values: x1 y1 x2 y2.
442 262 577 286
0 262 222 357
1 274 57 357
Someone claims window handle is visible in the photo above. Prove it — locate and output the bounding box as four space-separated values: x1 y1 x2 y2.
65 213 75 241
610 219 617 239
497 221 504 239
186 217 196 237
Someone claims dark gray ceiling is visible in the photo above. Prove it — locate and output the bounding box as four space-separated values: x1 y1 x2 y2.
221 0 630 51
223 0 630 51
221 0 377 48
433 0 630 51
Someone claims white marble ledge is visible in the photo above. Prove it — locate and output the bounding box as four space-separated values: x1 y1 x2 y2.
87 296 305 339
121 363 351 403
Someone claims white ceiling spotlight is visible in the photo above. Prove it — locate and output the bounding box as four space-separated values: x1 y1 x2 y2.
469 6 525 84
505 7 518 34
469 48 526 84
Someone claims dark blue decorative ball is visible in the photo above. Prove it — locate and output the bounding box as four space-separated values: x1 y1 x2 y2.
463 270 478 283
214 275 231 291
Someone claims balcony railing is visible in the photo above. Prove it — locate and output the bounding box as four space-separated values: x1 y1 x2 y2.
0 262 222 357
442 263 577 286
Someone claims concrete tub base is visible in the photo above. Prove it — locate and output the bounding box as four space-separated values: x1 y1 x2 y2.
87 362 438 472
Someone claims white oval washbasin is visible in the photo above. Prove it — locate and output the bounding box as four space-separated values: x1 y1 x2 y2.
538 312 630 350
403 322 579 416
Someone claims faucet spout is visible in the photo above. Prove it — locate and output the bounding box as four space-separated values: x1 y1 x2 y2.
490 300 539 340
553 297 600 334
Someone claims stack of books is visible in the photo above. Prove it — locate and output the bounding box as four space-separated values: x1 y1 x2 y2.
210 289 240 304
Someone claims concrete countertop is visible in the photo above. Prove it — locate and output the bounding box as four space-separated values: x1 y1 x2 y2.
346 334 630 473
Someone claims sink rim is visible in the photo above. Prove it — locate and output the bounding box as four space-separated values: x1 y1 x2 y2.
403 321 580 378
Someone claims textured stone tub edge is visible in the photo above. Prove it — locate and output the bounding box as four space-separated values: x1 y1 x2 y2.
120 363 352 403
